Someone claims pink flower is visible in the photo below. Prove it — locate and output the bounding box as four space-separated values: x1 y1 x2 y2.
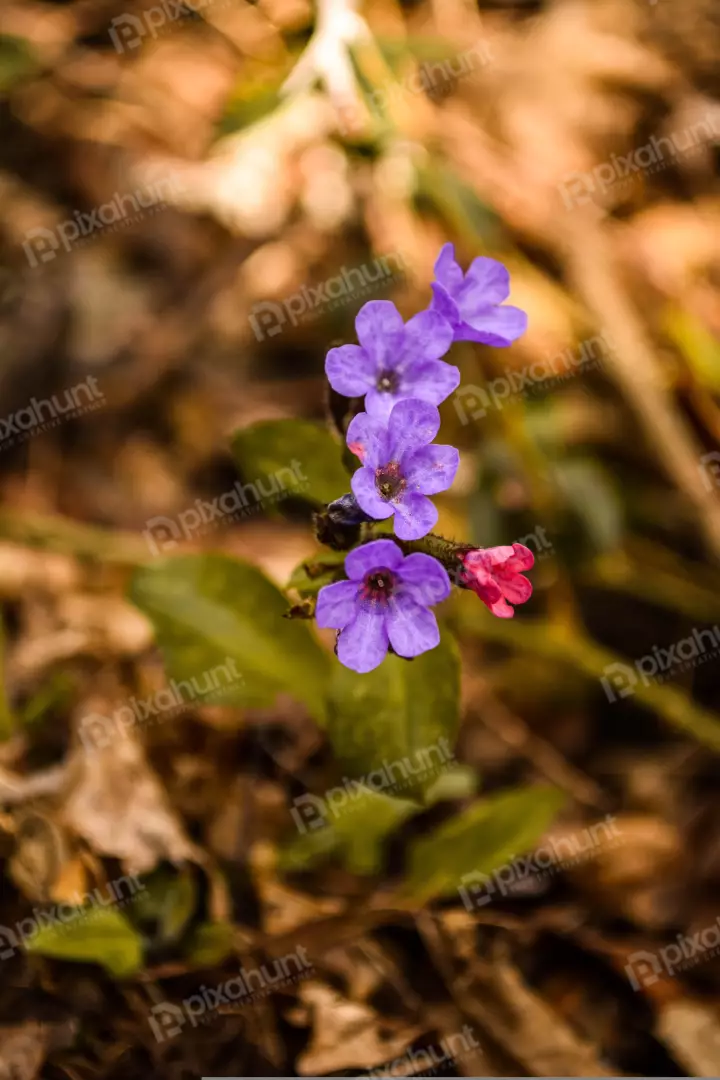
459 543 535 618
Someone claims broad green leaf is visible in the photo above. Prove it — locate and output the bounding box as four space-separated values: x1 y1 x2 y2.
280 785 419 875
326 630 460 799
286 550 347 596
396 785 566 906
231 419 348 511
25 907 143 978
423 764 478 805
186 922 235 967
127 866 197 946
129 555 328 719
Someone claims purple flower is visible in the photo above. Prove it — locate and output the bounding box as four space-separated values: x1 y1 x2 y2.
347 399 459 541
430 243 527 347
316 539 451 672
325 299 459 421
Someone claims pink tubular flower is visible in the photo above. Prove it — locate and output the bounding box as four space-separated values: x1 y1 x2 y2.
459 543 535 618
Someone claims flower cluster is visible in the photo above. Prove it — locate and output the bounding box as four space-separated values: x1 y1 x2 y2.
317 244 533 672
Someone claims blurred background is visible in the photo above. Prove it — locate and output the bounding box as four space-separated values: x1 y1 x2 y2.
1 0 720 1075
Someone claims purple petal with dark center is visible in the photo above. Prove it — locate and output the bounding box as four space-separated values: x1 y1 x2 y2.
459 305 528 346
325 344 377 397
430 282 461 327
351 467 394 520
387 593 440 658
399 310 454 365
345 538 404 581
400 359 460 408
385 399 440 462
337 609 389 673
433 243 464 292
355 300 404 368
458 256 511 308
404 443 459 495
398 553 451 606
315 580 359 628
346 411 389 468
392 492 438 540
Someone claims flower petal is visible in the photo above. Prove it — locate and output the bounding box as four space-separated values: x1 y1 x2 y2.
364 386 403 422
398 553 450 606
387 593 440 658
385 399 440 462
392 492 438 540
433 243 464 292
355 300 404 367
499 572 533 605
325 344 377 397
346 411 389 468
430 282 460 327
506 543 535 571
351 467 394 520
399 359 460 408
403 444 459 495
459 305 528 347
458 256 511 308
315 580 359 628
400 310 454 364
337 609 389 673
345 539 404 581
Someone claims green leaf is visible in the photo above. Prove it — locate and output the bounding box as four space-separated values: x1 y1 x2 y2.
280 785 419 875
25 907 143 978
326 630 460 798
396 785 566 906
415 159 501 244
128 554 329 719
186 922 235 967
127 866 197 946
231 419 348 512
286 550 347 596
0 34 38 96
